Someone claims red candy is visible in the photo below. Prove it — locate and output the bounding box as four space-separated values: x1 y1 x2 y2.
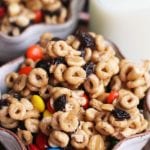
28 144 39 150
35 132 48 150
18 66 32 75
106 91 119 104
47 100 55 114
0 7 5 18
26 45 43 61
34 10 43 23
82 94 89 109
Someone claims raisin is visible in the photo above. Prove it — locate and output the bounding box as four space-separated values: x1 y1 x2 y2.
53 95 67 111
106 136 119 150
83 62 95 76
53 57 66 65
137 98 144 110
75 30 95 49
61 0 70 7
43 9 61 17
52 37 62 41
8 91 22 100
112 109 130 120
36 59 52 73
0 99 9 109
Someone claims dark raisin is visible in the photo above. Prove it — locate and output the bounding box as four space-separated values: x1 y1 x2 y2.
112 109 130 120
80 50 85 58
75 30 95 49
137 98 144 110
18 121 26 130
83 62 95 76
36 59 52 73
53 95 66 111
8 91 22 99
106 136 119 150
53 57 66 65
61 0 71 7
43 9 61 17
52 37 62 41
0 99 9 109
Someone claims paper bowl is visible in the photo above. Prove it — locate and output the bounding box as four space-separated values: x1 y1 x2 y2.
0 127 26 150
0 41 149 150
0 0 85 62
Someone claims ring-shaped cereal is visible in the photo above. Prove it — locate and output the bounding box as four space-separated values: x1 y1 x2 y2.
24 109 40 119
64 66 86 85
87 134 105 150
48 130 69 148
28 68 48 88
119 94 139 109
13 74 27 92
17 129 33 145
84 48 92 62
21 87 31 97
54 64 67 82
25 118 39 133
85 108 99 122
39 117 52 136
20 98 33 111
127 78 145 89
5 72 18 88
39 85 51 99
71 129 89 149
82 122 95 136
53 88 71 100
95 61 112 80
65 55 86 66
8 102 26 120
110 76 122 91
84 74 100 94
59 112 79 133
95 121 115 136
53 41 69 57
51 111 63 130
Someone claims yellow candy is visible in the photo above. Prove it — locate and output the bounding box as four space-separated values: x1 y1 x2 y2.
43 110 52 118
31 95 45 112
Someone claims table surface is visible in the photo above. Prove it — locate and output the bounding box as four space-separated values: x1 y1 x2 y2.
0 0 89 66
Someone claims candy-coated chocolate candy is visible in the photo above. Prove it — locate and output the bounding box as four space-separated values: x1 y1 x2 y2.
82 94 89 109
18 66 32 75
47 147 62 150
34 10 43 23
28 144 39 150
47 100 55 114
43 110 52 118
106 91 119 104
26 45 43 61
36 132 48 150
31 95 45 112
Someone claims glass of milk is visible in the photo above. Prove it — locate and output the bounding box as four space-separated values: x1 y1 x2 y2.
90 0 150 61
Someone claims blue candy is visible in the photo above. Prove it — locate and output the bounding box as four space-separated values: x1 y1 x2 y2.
47 147 62 150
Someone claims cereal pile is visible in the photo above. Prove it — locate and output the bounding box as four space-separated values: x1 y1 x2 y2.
0 31 150 150
0 0 70 36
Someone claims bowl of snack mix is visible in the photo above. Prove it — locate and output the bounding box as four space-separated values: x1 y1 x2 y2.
0 31 150 150
0 0 85 62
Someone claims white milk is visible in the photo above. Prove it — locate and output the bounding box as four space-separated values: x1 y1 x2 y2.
90 0 150 61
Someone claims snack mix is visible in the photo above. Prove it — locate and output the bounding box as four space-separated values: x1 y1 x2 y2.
0 0 70 36
1 31 150 150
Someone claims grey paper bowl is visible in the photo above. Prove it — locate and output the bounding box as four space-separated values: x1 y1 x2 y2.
0 0 85 62
0 127 26 150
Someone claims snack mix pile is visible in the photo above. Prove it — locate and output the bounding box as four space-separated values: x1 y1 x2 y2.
0 31 150 150
0 0 70 36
